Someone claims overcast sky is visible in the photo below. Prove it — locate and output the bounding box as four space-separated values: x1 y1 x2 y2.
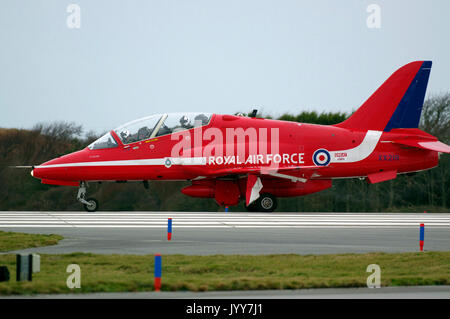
1 0 449 134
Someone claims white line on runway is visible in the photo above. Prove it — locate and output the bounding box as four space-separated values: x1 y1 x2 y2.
2 225 450 229
0 221 449 225
1 212 450 229
2 212 447 217
1 219 446 221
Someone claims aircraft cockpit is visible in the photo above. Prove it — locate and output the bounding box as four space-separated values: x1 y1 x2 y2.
88 112 212 150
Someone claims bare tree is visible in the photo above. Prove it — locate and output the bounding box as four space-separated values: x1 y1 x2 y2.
420 93 450 143
32 121 83 142
419 93 450 208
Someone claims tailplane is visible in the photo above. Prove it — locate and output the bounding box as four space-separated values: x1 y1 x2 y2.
335 61 432 132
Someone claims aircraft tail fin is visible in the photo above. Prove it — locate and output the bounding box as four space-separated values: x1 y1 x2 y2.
335 61 432 132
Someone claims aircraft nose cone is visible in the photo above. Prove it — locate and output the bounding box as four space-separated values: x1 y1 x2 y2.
32 149 87 181
31 163 51 180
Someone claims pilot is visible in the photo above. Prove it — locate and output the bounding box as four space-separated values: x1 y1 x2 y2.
194 113 209 126
179 115 190 128
137 126 151 141
172 115 192 133
120 130 130 143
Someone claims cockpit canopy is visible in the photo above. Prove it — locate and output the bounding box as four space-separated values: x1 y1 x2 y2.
87 132 118 150
88 112 212 150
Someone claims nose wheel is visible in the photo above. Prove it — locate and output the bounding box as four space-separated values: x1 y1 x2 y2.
77 182 99 212
83 198 99 212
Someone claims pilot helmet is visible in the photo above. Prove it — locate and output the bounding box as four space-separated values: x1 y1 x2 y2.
180 115 189 126
121 129 130 139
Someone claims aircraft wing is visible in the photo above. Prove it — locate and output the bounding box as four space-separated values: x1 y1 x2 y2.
188 165 319 182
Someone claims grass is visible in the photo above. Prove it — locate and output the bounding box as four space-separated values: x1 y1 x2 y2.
0 231 63 252
0 252 449 295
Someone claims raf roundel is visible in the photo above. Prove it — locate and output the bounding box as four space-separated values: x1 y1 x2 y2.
164 158 172 168
313 149 331 166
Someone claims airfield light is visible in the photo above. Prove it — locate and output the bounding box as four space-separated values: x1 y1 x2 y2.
167 218 172 241
154 254 162 292
420 224 425 251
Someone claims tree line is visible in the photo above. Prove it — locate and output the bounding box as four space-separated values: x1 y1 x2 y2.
0 93 448 212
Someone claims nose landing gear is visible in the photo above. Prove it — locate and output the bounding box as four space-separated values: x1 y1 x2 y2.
77 181 99 212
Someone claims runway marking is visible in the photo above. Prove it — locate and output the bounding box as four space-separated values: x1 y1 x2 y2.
1 212 450 229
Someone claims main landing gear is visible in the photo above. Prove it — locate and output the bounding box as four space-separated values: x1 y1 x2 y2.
245 193 277 213
77 181 99 212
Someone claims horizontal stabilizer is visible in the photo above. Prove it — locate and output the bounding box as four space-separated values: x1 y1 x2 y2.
393 139 450 153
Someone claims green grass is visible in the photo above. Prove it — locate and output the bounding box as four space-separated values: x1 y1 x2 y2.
0 252 449 295
0 231 63 252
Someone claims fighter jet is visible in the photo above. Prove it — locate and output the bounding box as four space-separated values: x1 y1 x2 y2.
30 61 450 212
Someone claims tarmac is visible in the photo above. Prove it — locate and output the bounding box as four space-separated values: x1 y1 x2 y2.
2 286 449 299
1 212 449 255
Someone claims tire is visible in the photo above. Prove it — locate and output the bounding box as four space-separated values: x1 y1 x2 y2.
83 198 99 212
255 193 277 212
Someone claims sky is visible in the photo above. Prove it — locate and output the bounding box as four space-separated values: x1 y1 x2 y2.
1 0 449 134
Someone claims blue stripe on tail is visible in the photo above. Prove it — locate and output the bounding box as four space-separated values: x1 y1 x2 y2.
384 61 432 132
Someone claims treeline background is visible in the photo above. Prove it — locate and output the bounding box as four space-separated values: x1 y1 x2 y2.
0 93 449 212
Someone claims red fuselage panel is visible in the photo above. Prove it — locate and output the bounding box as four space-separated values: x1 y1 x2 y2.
32 114 439 184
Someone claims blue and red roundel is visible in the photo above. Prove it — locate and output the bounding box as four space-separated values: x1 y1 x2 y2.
313 149 331 166
164 158 172 168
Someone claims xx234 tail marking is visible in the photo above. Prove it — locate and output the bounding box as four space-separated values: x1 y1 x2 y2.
378 154 399 161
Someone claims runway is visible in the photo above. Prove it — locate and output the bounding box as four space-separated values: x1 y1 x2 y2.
3 285 450 299
1 212 449 255
2 211 450 228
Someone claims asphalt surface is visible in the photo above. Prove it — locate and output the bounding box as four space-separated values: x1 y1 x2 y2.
1 212 449 255
2 285 449 299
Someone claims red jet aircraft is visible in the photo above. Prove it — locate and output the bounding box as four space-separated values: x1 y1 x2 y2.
31 61 450 212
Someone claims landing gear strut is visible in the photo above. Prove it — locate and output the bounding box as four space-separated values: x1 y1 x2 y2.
77 181 99 212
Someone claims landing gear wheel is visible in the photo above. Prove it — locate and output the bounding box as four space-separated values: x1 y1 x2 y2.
255 193 277 212
77 181 99 212
83 198 99 212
